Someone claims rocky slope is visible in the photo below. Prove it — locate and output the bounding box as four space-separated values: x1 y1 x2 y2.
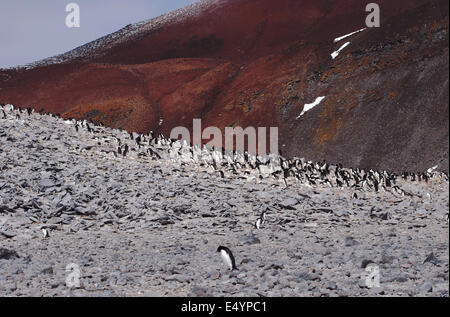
0 0 448 173
0 105 448 297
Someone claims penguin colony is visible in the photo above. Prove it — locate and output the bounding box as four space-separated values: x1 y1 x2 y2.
1 103 448 198
2 103 449 272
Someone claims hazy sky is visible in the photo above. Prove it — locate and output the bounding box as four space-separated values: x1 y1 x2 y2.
0 0 198 68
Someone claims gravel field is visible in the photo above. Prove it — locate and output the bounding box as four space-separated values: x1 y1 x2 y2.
0 107 448 297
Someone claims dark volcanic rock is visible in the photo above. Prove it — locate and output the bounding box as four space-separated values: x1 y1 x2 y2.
424 253 440 266
345 236 359 247
0 247 19 260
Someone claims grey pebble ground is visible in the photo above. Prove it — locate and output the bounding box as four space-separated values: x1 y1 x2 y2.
0 108 448 297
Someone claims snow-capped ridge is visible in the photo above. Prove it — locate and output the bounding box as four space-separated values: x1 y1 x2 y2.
4 0 219 71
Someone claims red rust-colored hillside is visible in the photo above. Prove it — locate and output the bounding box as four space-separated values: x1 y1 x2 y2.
0 0 448 172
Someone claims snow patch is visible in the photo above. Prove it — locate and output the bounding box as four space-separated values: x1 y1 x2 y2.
331 42 351 59
333 28 366 43
296 96 326 119
427 165 439 174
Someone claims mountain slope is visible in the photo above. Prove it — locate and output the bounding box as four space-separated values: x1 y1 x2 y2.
0 0 448 172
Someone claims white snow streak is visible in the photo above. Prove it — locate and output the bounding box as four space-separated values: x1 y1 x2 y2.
331 42 350 59
296 96 326 119
333 28 366 43
427 165 439 174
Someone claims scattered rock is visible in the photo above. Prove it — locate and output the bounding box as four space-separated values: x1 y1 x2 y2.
240 233 261 245
0 247 19 260
423 253 439 266
191 286 210 297
361 259 375 269
345 236 359 247
279 198 298 209
417 281 433 294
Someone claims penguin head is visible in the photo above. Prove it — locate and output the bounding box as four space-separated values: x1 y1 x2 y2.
217 246 227 253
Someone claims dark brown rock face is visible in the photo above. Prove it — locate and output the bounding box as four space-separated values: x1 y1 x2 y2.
0 0 448 172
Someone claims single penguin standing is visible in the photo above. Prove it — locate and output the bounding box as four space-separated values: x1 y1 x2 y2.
255 209 267 229
255 217 263 229
260 210 267 224
217 246 238 271
42 228 50 238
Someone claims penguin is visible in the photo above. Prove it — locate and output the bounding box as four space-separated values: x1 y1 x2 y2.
123 144 129 157
392 186 404 196
255 217 263 229
148 147 161 159
373 180 379 192
217 246 238 271
385 176 391 188
260 210 267 224
136 135 142 147
42 228 50 238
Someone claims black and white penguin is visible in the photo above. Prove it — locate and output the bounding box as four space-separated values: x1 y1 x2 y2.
373 179 379 192
42 228 50 238
135 135 142 147
255 217 263 229
123 144 129 157
260 210 267 224
217 246 238 271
